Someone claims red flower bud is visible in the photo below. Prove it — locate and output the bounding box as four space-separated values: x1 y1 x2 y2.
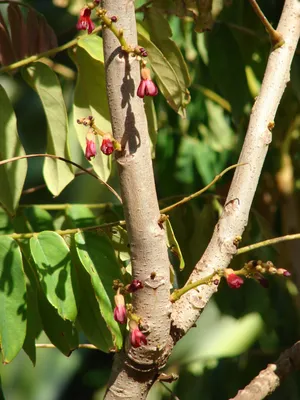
113 294 127 324
111 16 118 23
130 327 147 348
100 137 114 155
76 7 95 34
126 279 144 293
226 273 244 289
85 133 96 160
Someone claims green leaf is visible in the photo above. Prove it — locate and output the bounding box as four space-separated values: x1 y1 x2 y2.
38 291 78 356
30 231 78 321
75 257 114 352
72 35 111 182
165 218 185 271
65 204 96 229
22 62 74 196
144 8 191 91
0 375 5 400
0 85 27 215
198 99 234 153
205 24 251 120
75 231 123 349
144 97 158 158
169 300 263 371
22 258 42 366
137 29 188 117
108 225 130 262
0 208 13 235
0 237 27 363
24 206 54 232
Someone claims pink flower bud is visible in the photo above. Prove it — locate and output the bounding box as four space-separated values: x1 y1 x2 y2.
137 78 158 98
85 133 96 160
126 279 144 293
137 67 158 98
76 7 95 34
113 294 127 324
130 327 147 348
100 137 114 155
226 273 244 289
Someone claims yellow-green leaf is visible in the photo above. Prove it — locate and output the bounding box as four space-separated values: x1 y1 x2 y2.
22 62 74 196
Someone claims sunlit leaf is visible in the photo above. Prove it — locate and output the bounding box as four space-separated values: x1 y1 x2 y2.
72 35 111 182
0 85 27 215
22 62 74 196
138 29 188 117
24 206 54 232
22 258 42 366
165 218 185 271
30 231 78 321
143 8 191 102
144 96 158 158
38 291 78 356
75 231 123 349
0 237 27 363
75 256 115 352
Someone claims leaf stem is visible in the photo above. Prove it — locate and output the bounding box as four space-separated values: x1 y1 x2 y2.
35 343 98 350
160 163 246 214
6 220 125 240
0 153 122 203
170 271 219 302
248 0 284 49
236 233 300 255
18 203 112 210
0 26 102 74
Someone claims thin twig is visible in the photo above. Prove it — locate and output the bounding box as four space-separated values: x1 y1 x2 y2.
160 163 246 214
159 382 180 400
248 0 284 48
3 220 125 240
170 271 219 302
36 343 98 350
236 233 300 255
18 203 112 210
0 154 122 203
0 26 102 74
22 167 93 195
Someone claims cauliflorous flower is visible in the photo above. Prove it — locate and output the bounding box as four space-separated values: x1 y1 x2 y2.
130 326 147 348
100 137 114 155
85 132 96 160
137 67 158 98
224 269 244 289
126 279 144 293
113 294 127 324
76 7 95 34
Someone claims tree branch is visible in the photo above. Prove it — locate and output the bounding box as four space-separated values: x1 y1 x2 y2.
101 1 171 398
170 0 300 342
237 232 300 255
230 341 300 400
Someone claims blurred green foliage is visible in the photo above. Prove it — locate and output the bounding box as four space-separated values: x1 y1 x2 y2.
0 0 300 399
